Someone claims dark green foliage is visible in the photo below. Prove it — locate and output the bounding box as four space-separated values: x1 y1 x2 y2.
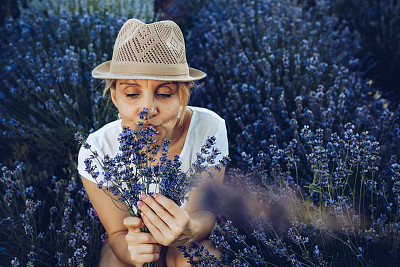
330 0 400 104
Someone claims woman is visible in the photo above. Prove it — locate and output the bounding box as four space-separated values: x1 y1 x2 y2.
77 19 228 266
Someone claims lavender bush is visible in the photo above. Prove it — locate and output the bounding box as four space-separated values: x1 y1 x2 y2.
203 126 400 266
1 0 399 265
0 162 105 266
160 0 400 265
0 1 154 265
182 0 399 174
179 131 400 265
27 0 154 18
0 0 154 174
329 0 400 103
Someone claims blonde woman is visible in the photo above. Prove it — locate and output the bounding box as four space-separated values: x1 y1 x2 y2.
77 19 228 267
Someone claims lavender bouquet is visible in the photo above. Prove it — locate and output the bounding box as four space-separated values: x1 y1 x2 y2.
75 108 229 217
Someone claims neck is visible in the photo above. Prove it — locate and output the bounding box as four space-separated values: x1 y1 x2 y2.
167 107 192 156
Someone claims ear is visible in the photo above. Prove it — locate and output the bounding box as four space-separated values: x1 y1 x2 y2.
177 106 183 119
110 86 118 109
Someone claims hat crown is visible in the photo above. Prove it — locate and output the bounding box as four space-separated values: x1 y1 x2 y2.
112 19 187 65
91 18 206 81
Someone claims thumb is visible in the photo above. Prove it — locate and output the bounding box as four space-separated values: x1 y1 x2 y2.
123 216 144 233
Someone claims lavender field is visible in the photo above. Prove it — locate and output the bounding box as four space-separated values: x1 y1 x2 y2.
1 0 399 266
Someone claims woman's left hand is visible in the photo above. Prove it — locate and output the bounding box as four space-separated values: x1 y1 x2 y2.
137 193 197 246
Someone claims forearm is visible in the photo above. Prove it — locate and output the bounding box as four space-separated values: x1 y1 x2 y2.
108 231 134 266
187 209 216 244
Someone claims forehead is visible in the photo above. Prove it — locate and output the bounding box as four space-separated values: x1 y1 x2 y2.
117 79 176 86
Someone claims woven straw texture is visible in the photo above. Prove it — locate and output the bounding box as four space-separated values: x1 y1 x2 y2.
114 19 186 64
92 19 206 81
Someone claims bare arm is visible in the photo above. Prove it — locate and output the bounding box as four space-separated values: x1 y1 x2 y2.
184 165 225 242
81 176 161 266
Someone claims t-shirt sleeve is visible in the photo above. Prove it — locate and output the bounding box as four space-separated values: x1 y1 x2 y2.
213 119 229 165
77 135 104 184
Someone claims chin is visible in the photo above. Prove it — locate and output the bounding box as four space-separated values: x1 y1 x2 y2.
155 132 166 141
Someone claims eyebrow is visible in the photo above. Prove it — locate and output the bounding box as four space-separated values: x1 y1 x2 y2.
119 82 177 89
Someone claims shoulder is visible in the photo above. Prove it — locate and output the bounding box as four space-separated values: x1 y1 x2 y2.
86 119 122 150
187 106 227 140
77 119 122 182
190 106 225 129
182 106 228 165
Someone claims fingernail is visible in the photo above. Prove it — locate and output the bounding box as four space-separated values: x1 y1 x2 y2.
152 193 158 198
140 193 147 199
137 201 143 207
141 212 145 217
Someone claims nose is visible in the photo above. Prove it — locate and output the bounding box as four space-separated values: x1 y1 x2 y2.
141 93 157 118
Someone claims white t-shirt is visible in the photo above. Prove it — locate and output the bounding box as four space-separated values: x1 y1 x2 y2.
77 106 229 186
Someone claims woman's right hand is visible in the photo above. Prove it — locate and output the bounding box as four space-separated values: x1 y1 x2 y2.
123 216 162 267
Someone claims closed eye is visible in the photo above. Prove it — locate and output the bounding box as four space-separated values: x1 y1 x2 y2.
126 94 139 98
157 94 172 98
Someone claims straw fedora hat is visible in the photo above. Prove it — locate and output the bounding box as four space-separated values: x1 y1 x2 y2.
92 19 206 81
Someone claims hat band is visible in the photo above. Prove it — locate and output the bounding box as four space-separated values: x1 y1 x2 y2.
110 61 189 76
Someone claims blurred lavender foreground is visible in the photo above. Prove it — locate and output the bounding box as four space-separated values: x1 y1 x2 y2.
1 0 400 266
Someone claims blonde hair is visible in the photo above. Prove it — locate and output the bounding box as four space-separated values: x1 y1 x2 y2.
103 79 195 125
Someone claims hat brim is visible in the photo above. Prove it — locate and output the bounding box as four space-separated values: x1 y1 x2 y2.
92 61 206 82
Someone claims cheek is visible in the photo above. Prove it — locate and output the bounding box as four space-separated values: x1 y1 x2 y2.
117 103 140 123
163 103 180 121
119 99 137 111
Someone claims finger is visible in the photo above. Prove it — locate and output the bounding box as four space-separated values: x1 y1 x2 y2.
151 193 191 236
127 244 161 254
140 212 165 243
137 200 170 233
151 193 186 219
140 193 175 226
123 216 144 233
131 253 160 264
128 246 160 265
125 231 158 244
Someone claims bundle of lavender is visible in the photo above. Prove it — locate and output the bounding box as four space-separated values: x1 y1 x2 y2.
75 108 229 217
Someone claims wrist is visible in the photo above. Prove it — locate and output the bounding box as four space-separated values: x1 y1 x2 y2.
186 209 216 244
187 217 201 245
